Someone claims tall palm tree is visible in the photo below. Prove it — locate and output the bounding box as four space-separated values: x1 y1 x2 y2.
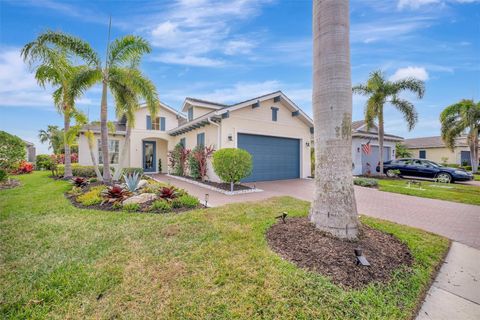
38 125 62 154
440 99 480 173
22 45 92 178
30 31 159 184
310 0 358 240
353 70 425 175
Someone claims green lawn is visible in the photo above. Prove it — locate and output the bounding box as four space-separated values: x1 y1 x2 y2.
474 174 480 181
377 178 480 206
1 172 449 319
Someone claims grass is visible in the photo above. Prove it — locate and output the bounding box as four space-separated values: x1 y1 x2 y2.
1 172 449 319
377 178 480 206
474 174 480 181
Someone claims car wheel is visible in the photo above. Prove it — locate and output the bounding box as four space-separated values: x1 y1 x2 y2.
436 172 452 183
386 169 396 178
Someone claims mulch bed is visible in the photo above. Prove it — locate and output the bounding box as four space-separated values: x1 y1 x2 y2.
0 179 21 190
178 175 253 191
266 217 413 289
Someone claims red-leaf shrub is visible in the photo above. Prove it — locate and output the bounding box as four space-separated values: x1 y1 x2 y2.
14 161 33 174
72 177 88 187
159 186 178 200
191 145 215 181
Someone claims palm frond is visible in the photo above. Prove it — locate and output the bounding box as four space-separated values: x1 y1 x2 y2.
391 78 425 99
391 96 418 131
108 35 151 67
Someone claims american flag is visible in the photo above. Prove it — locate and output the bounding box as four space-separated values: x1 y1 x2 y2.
362 141 372 155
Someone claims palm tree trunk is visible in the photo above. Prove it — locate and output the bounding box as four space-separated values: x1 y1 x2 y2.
100 79 112 184
309 0 359 240
87 133 103 181
63 108 73 178
378 107 385 175
113 125 131 181
470 128 479 173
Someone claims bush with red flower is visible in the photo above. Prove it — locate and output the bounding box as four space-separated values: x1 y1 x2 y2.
14 161 34 174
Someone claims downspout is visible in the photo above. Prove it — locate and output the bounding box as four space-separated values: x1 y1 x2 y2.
207 117 221 149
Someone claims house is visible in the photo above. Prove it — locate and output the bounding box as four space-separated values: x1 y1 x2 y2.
23 140 36 162
405 136 479 166
78 91 402 182
350 120 403 175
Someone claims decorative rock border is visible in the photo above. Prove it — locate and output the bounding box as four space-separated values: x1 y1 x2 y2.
164 174 263 196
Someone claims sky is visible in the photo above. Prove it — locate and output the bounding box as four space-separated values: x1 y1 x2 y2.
0 0 479 154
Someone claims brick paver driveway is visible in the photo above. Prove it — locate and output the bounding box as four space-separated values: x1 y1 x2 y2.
152 175 480 249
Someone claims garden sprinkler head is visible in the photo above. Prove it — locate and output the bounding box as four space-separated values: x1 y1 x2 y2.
355 248 370 266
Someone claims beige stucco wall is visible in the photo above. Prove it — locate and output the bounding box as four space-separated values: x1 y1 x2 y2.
134 105 180 131
408 146 472 164
190 106 214 119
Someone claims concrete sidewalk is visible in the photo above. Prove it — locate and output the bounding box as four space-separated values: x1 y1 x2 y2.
416 242 480 320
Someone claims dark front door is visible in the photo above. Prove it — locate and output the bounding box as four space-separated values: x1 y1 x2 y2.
461 151 471 166
143 141 156 172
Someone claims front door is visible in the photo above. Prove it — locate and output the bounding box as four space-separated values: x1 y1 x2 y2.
143 141 156 172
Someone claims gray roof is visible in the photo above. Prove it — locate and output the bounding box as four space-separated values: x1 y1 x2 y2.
80 121 126 134
352 120 366 131
405 136 468 148
185 97 228 108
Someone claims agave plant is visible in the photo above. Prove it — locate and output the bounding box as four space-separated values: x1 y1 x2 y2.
158 186 178 200
123 172 141 192
72 177 88 187
102 185 130 204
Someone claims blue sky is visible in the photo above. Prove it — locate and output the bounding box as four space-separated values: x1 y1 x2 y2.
1 0 479 154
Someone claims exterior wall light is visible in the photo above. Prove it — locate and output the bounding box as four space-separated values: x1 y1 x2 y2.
354 248 370 266
228 134 233 141
306 142 310 147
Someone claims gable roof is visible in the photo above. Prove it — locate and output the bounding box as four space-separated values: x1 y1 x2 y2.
170 91 314 136
351 119 403 141
181 97 228 112
405 136 468 148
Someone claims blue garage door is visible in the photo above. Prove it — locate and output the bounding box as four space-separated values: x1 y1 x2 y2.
460 151 471 166
238 133 300 182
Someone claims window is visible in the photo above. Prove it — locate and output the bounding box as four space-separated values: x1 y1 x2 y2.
180 138 186 147
197 133 205 147
160 117 166 131
98 140 119 164
271 107 279 121
147 116 166 131
151 117 160 130
188 108 193 121
419 150 426 159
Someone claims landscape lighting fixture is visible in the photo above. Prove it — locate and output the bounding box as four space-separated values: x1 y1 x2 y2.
275 212 288 224
354 248 370 266
204 193 209 207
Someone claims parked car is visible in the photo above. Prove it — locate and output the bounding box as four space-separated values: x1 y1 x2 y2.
376 158 474 183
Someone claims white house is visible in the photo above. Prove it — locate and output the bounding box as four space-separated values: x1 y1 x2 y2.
78 91 402 181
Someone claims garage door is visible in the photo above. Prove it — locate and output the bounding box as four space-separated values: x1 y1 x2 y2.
238 133 300 182
361 146 391 175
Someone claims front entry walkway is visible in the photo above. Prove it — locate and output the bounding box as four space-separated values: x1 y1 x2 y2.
152 175 480 250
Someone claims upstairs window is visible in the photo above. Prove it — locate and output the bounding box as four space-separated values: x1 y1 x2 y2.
188 108 193 121
151 117 160 130
147 116 166 131
197 133 205 147
271 107 279 122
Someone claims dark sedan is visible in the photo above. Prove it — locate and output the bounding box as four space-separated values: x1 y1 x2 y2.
376 158 474 183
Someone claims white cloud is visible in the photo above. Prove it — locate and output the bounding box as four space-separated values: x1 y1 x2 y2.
0 48 54 108
152 53 224 67
224 40 255 55
389 66 430 81
397 0 479 9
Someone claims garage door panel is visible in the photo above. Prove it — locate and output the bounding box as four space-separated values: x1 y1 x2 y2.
238 133 300 182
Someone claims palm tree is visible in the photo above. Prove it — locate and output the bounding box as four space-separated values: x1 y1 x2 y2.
22 43 93 178
309 0 359 240
38 125 63 154
353 70 425 175
440 99 480 173
30 31 159 184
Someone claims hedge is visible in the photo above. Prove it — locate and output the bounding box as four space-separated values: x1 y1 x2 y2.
57 164 143 178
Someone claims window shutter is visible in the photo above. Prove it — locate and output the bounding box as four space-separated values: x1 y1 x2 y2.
160 117 166 131
146 115 151 130
197 133 205 147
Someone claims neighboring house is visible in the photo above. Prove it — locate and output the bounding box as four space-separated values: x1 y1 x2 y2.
350 120 403 176
77 91 402 182
405 136 479 166
23 140 36 162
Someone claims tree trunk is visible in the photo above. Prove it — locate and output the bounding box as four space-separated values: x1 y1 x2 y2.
113 125 131 181
87 132 103 181
378 107 385 175
63 108 73 178
470 128 479 173
310 0 358 240
100 79 112 184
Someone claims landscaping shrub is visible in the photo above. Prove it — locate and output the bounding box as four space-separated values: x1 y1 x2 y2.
72 177 88 187
122 167 144 176
0 169 7 182
168 143 190 176
189 145 215 180
159 186 179 200
50 153 78 164
14 161 33 174
123 172 141 192
354 178 379 188
122 203 140 212
173 194 200 208
36 154 52 170
76 186 104 206
0 130 26 171
212 148 252 191
57 164 104 178
151 200 172 212
102 185 130 204
142 181 167 194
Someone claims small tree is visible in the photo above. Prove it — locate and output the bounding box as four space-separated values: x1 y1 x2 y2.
189 145 215 181
212 148 252 192
395 143 412 158
0 131 26 172
168 144 190 176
